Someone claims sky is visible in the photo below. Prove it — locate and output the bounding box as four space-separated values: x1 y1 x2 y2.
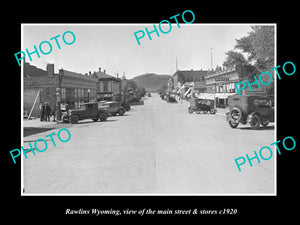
22 24 253 79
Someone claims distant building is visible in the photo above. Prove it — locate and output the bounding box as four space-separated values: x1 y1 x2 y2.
173 69 208 93
94 68 122 101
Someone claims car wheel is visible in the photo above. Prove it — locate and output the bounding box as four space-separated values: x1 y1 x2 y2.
196 109 201 114
210 108 216 114
261 120 269 127
118 109 125 116
229 120 239 128
99 112 107 121
188 107 194 114
230 107 242 122
250 114 261 129
69 115 79 124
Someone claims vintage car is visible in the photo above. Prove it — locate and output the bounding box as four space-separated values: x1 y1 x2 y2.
188 98 216 114
62 102 108 124
98 101 126 116
226 94 274 129
120 101 131 111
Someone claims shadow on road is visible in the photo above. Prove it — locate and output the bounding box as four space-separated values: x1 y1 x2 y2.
129 100 144 106
24 127 55 137
238 125 275 131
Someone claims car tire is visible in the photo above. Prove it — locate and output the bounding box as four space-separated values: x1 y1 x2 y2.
250 114 261 129
230 107 242 122
69 115 79 124
118 109 125 116
196 109 201 114
229 120 239 128
210 108 216 114
99 112 107 121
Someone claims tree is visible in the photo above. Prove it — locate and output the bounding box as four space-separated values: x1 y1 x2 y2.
223 26 275 95
235 26 274 72
124 79 137 91
223 50 258 81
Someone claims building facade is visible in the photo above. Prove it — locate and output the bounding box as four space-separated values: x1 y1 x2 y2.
205 67 239 94
173 69 208 93
172 69 208 98
95 68 122 101
59 68 98 109
205 66 240 107
24 63 59 118
23 62 98 118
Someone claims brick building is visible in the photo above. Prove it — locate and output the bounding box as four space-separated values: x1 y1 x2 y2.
23 62 98 118
59 68 98 109
23 63 59 118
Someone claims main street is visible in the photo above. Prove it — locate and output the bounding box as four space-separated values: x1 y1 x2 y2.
23 94 275 195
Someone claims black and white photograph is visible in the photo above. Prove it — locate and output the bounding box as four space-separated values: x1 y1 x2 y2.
21 23 276 195
4 4 298 221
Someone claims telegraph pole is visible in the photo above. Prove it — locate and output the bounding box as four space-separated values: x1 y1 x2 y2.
210 48 213 71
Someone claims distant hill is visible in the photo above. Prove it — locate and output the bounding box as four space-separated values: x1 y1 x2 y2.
132 73 172 92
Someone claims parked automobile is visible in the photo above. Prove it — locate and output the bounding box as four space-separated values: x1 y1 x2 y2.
188 98 216 114
167 95 177 103
120 101 131 111
62 102 108 124
226 94 274 129
98 101 126 116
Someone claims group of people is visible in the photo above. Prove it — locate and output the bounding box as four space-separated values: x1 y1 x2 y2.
39 102 52 122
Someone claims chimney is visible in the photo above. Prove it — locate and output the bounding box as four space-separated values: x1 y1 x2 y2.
47 63 54 76
89 71 91 76
103 69 106 74
99 67 101 72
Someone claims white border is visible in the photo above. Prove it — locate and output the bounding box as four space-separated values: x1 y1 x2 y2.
21 23 277 196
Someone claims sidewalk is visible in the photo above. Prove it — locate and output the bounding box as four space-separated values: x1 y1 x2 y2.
23 117 72 137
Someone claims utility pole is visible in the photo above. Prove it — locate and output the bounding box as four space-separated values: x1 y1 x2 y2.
210 48 213 71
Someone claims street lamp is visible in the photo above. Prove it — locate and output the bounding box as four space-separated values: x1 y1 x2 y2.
87 89 90 102
56 87 61 121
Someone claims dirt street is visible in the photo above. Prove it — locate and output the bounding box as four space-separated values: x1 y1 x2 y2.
23 94 275 194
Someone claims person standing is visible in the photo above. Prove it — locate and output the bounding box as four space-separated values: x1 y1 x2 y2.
45 102 51 122
40 103 45 121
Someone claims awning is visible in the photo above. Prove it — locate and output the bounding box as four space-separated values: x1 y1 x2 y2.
215 93 236 99
196 93 215 100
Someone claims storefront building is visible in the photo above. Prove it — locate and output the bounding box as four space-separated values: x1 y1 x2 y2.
59 68 98 109
95 68 122 101
205 67 239 107
23 62 98 118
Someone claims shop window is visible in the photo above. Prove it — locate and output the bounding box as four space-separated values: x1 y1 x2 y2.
103 81 108 92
